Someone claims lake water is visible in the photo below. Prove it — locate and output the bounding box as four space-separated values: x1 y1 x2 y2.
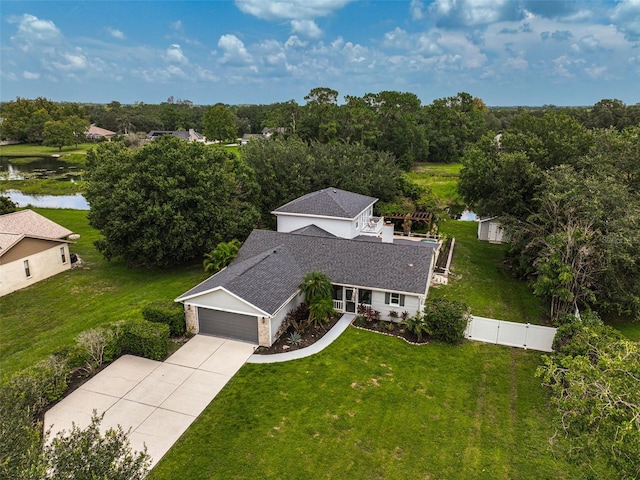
4 190 89 210
0 156 84 181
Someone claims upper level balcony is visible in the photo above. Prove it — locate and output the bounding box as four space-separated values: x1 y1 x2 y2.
359 216 384 236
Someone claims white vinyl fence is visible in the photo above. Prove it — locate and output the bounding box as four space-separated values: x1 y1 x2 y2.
465 316 557 352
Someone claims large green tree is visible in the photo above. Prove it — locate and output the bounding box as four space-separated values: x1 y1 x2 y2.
85 136 259 267
202 103 237 142
241 137 405 226
42 120 75 151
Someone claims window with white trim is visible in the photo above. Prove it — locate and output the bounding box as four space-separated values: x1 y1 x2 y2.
24 260 31 278
60 246 67 264
385 292 405 307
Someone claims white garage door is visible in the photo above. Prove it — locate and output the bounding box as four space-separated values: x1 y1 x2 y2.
198 308 258 344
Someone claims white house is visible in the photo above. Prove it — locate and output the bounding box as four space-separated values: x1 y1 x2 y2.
0 210 75 297
176 188 440 347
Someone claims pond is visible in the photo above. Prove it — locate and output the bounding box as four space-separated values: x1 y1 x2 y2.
0 156 84 181
4 190 89 210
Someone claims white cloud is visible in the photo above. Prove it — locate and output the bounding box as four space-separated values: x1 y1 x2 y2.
9 14 62 51
285 35 309 48
165 44 189 64
23 71 41 80
217 34 254 65
291 19 323 38
410 0 425 20
235 0 352 20
171 20 183 30
429 0 522 28
51 52 88 71
106 27 125 40
610 0 640 40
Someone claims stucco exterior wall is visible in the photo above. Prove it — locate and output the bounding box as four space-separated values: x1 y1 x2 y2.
370 290 422 321
277 215 356 239
185 288 265 316
269 294 304 344
184 303 198 334
0 243 71 297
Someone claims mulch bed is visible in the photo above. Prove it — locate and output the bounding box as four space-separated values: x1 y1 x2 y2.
352 320 430 345
255 315 341 354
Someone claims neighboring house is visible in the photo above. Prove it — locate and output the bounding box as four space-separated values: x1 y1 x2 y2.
147 129 205 142
0 210 75 297
240 133 263 145
176 187 440 347
85 125 117 141
477 217 508 243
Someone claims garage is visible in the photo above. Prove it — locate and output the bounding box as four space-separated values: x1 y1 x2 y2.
197 307 259 344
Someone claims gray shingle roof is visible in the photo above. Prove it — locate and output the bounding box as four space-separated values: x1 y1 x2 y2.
0 209 73 239
272 187 377 219
289 225 336 238
177 229 439 315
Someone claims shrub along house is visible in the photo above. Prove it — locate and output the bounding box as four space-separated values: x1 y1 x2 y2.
176 188 440 346
0 210 75 297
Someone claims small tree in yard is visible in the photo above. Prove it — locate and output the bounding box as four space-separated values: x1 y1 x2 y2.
41 413 151 480
75 327 114 374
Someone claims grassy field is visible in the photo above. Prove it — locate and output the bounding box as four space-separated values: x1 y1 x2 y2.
149 328 585 480
431 220 546 324
0 143 94 159
0 208 206 375
406 162 463 208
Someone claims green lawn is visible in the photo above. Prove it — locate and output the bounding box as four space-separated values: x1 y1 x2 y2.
406 162 463 207
149 328 584 480
0 142 94 159
0 208 206 375
431 220 546 324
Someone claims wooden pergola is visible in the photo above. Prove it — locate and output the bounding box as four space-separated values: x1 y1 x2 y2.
384 212 433 224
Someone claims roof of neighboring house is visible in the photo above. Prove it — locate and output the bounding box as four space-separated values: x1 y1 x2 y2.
0 209 73 257
272 187 377 219
177 228 438 314
86 125 116 137
147 129 204 141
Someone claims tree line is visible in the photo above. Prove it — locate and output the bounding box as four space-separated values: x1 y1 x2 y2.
3 92 638 164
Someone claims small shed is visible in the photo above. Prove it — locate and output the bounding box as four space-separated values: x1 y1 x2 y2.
477 217 507 244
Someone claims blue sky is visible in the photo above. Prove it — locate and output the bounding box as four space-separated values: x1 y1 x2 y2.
1 0 639 106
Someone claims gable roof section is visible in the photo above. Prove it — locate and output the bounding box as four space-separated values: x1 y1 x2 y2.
0 210 74 258
0 210 72 239
289 225 336 238
176 245 304 315
272 187 377 219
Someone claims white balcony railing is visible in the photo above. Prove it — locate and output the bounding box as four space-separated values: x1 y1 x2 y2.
359 216 384 236
333 299 344 311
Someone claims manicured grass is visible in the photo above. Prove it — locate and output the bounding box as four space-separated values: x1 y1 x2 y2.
0 179 86 195
0 143 95 159
149 328 582 480
431 220 546 324
406 162 463 207
0 208 206 375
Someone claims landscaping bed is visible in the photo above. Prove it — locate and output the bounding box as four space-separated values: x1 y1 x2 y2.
255 315 341 354
352 318 428 345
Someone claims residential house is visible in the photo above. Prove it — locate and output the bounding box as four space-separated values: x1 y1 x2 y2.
85 125 117 141
147 129 205 142
0 210 75 297
176 188 440 346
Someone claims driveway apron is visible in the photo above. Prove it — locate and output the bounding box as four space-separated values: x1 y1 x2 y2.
44 336 255 469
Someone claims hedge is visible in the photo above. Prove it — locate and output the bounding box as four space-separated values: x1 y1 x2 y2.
120 320 170 361
142 301 185 337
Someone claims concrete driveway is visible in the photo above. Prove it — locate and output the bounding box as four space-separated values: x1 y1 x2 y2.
44 336 255 469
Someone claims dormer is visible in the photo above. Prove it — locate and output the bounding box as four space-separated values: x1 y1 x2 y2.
272 187 383 239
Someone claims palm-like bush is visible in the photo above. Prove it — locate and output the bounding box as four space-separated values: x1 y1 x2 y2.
401 313 430 342
203 239 242 274
298 271 332 303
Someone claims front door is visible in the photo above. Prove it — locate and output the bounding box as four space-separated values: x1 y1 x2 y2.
345 287 356 313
